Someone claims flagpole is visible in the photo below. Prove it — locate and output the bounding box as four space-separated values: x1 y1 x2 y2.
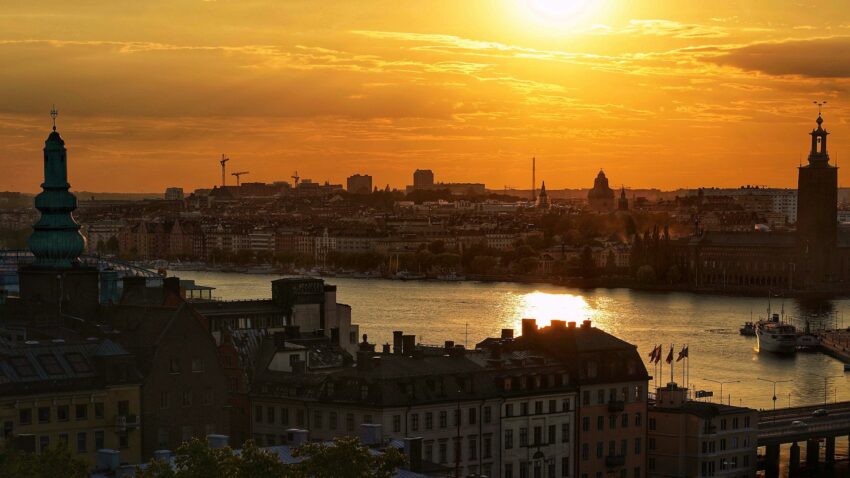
670 343 674 385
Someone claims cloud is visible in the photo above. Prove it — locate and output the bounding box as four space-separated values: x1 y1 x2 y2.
711 36 850 77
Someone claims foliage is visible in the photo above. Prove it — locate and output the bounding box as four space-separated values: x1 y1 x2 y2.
0 444 88 478
134 437 406 478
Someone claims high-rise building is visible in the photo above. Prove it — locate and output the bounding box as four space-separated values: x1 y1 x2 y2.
413 169 435 190
346 174 373 194
164 187 184 201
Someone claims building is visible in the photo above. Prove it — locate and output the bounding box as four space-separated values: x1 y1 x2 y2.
675 113 850 294
413 169 435 190
347 174 373 194
618 188 629 212
647 383 758 478
164 187 184 201
536 181 550 209
0 338 143 467
588 170 615 212
250 328 576 478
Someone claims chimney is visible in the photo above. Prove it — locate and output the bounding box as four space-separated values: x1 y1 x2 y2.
357 350 374 370
568 321 577 329
403 437 423 472
402 335 416 356
521 318 538 337
330 327 340 345
153 449 172 462
273 331 287 349
96 449 120 471
382 343 391 354
551 320 566 329
360 423 383 446
393 331 403 355
371 356 382 368
581 319 592 329
163 277 181 297
206 434 229 449
444 340 455 350
501 328 514 340
287 429 309 447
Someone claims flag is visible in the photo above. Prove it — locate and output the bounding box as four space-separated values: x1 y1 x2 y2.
677 345 689 362
648 345 658 362
654 345 662 364
665 346 674 364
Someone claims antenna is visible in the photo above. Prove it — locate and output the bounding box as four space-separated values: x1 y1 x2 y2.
813 100 827 115
532 157 536 202
50 104 58 131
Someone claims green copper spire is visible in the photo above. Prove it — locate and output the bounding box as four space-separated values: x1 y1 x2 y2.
28 107 85 268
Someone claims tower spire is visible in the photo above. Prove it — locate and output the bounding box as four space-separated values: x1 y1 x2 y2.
50 104 58 132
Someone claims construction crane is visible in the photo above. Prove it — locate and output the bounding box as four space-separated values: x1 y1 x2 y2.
219 154 230 187
231 171 249 186
291 171 300 187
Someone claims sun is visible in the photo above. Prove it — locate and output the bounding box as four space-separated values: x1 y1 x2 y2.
519 0 598 30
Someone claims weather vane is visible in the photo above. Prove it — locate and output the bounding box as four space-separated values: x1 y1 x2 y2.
50 104 58 131
813 100 827 116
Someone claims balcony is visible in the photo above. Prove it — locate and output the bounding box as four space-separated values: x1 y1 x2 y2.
114 414 140 431
608 400 625 413
605 455 626 467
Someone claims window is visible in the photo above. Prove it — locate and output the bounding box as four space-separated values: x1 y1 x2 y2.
346 413 354 431
18 410 31 427
636 413 643 427
548 425 556 444
535 401 543 414
633 467 641 478
39 435 49 452
76 432 87 453
744 416 750 428
313 411 323 429
454 409 460 426
597 390 604 405
182 392 192 407
118 400 130 417
562 399 570 412
440 411 447 428
191 358 204 372
57 405 69 422
505 463 514 478
561 457 569 477
439 442 447 463
622 413 629 428
534 426 542 446
65 353 91 373
329 412 338 430
203 389 213 406
582 417 589 432
484 406 492 423
581 443 589 461
549 400 557 413
59 433 68 447
296 410 304 427
505 429 514 449
596 442 603 459
520 427 528 447
506 404 514 417
561 423 569 442
635 438 642 455
596 416 603 431
410 413 419 431
267 407 276 424
38 407 50 424
468 436 477 460
169 358 180 373
255 405 263 423
483 435 492 458
425 412 433 429
95 431 105 449
468 407 476 425
75 404 87 421
582 390 590 406
37 354 63 375
609 415 616 429
281 408 290 426
95 403 104 419
393 415 401 433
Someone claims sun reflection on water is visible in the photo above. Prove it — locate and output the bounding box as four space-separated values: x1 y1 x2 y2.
515 291 596 329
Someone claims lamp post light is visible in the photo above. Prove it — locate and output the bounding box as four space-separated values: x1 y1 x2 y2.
818 375 843 405
704 379 740 405
758 378 791 422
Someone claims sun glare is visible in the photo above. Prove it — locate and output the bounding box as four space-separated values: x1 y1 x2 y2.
516 291 593 328
519 0 597 29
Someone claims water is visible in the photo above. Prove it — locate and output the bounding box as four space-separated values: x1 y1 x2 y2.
173 270 850 412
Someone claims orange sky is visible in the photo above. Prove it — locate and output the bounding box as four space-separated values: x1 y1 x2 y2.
4 0 850 193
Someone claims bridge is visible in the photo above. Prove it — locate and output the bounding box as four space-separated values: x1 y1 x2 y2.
0 249 159 289
758 401 850 475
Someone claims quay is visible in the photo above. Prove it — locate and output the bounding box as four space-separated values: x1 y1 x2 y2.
817 329 850 364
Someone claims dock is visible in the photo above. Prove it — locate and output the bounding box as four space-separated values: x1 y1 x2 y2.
818 330 850 363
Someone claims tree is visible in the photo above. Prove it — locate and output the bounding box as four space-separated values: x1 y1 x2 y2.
636 265 657 284
0 444 88 478
292 437 405 478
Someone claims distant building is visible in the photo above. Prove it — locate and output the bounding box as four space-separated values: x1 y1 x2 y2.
588 170 615 211
347 174 373 194
164 187 184 201
413 169 434 190
647 383 758 477
536 181 550 209
618 187 629 211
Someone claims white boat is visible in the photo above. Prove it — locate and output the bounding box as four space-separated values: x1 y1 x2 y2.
756 314 797 354
436 272 466 281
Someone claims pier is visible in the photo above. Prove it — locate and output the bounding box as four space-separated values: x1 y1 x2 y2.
818 329 850 364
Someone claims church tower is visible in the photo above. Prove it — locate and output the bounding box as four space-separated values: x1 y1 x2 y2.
19 109 100 324
796 108 838 286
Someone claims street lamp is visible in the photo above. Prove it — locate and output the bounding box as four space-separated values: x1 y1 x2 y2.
758 378 790 422
818 375 843 405
704 379 740 405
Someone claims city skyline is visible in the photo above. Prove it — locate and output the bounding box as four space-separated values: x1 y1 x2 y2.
4 1 850 192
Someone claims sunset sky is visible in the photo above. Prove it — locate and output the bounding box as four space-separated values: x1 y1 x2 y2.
4 0 850 193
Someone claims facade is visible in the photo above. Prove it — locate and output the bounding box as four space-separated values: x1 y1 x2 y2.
588 171 615 212
347 174 373 194
0 338 143 467
647 384 758 478
164 187 185 201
